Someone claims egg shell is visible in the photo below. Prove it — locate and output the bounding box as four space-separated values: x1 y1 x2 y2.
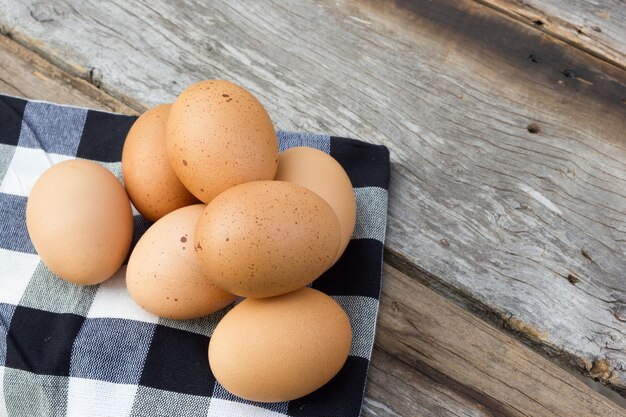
122 104 199 222
194 181 340 298
275 146 356 264
126 204 236 319
208 287 352 402
166 80 278 203
26 160 133 285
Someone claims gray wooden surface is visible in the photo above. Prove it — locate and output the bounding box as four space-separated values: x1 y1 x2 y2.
0 31 618 407
6 31 623 414
479 0 626 69
0 0 625 403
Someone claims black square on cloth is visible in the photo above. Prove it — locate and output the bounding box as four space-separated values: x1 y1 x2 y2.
330 137 390 189
5 306 85 376
313 239 383 298
0 96 27 146
140 325 215 397
287 356 368 416
76 110 136 162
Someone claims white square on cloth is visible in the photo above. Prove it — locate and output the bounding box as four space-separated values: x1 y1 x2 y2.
66 377 137 417
0 248 39 305
206 398 289 417
0 146 72 197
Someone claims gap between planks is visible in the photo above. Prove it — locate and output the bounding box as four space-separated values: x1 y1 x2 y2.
474 0 626 72
0 35 137 114
371 264 626 416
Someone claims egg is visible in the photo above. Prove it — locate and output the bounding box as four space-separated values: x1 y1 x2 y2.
208 287 352 402
194 181 340 298
122 104 199 222
26 160 133 285
166 80 278 203
275 146 356 264
126 204 236 319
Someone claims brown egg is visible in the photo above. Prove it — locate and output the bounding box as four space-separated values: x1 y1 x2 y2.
26 160 133 285
194 181 340 298
209 287 352 402
126 204 236 319
275 147 356 264
122 104 199 222
166 80 278 203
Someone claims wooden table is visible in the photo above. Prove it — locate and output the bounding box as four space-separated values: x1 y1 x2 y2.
1 1 624 415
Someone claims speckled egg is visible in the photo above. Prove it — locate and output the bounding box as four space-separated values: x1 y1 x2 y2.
166 80 278 203
122 104 199 222
209 287 352 402
26 160 133 285
275 146 356 265
126 204 236 319
194 181 340 298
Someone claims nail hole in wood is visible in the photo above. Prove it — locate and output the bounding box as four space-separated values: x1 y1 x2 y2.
533 19 544 26
527 123 540 134
528 54 541 63
563 69 576 78
567 274 580 285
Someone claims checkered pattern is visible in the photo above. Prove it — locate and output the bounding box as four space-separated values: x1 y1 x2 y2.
0 95 390 417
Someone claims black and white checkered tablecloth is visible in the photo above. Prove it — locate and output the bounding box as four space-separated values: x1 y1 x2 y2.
0 95 390 417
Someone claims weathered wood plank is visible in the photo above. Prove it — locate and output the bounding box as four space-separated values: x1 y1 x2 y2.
477 0 626 70
0 35 135 114
0 0 625 394
373 265 626 417
364 347 493 417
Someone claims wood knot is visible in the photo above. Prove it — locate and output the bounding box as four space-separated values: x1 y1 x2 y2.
612 304 626 322
589 359 613 381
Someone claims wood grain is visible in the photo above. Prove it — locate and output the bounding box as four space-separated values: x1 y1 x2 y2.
477 0 626 70
0 0 625 394
0 35 135 114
